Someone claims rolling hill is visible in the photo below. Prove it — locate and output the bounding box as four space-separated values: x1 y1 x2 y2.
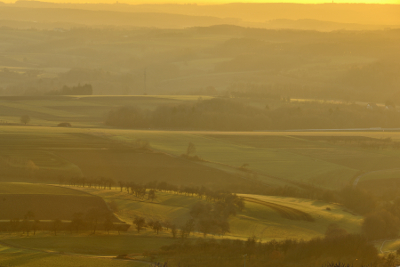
0 183 119 222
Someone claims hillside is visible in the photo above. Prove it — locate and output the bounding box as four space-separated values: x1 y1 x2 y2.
0 185 362 260
0 26 399 102
102 129 400 190
0 183 119 222
3 123 400 191
73 186 362 241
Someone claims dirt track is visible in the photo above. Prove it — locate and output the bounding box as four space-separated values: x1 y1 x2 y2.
242 197 314 222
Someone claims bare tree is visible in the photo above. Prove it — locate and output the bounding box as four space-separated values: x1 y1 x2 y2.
33 220 40 235
184 219 195 236
171 224 177 238
53 219 62 236
20 115 31 125
148 189 156 202
22 211 35 236
86 208 104 234
133 216 146 233
152 220 162 234
104 215 114 234
71 212 84 233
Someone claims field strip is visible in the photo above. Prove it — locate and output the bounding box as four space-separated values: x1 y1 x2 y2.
88 131 299 187
0 239 148 263
0 102 84 118
242 197 314 222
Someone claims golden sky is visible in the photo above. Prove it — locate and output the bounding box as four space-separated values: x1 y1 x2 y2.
3 0 400 3
174 0 400 3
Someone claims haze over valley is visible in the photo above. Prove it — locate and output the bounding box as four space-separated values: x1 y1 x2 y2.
0 2 400 267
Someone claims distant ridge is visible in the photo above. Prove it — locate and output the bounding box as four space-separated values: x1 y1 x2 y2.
0 7 241 29
8 1 400 26
0 3 399 31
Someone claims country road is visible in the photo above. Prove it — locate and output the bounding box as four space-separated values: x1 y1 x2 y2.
379 239 399 254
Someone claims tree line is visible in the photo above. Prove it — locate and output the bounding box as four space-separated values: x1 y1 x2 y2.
131 196 244 239
154 234 382 267
105 98 400 131
122 180 245 238
47 83 93 95
1 208 128 235
61 175 245 207
61 176 245 238
59 172 400 242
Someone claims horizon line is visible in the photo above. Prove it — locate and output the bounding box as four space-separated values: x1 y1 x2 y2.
3 0 400 5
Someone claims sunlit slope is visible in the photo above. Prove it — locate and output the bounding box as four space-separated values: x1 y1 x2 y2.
73 187 362 241
236 194 361 240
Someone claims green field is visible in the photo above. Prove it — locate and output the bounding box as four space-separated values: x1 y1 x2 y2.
2 123 400 189
95 129 400 189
